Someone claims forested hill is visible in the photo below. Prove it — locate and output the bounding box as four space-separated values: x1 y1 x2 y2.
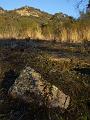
0 6 90 43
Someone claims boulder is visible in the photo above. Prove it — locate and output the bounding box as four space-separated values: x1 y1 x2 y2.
9 66 70 109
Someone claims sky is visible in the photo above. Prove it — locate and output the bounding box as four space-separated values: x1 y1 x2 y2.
0 0 88 18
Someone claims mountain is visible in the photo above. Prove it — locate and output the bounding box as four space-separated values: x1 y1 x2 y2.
0 7 4 11
0 7 5 14
0 6 90 43
14 6 52 18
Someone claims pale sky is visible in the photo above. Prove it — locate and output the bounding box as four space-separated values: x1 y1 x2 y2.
0 0 88 18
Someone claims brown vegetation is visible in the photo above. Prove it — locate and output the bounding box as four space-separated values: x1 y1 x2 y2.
0 40 90 120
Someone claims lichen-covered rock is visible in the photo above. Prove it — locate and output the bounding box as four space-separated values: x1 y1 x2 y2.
9 66 70 109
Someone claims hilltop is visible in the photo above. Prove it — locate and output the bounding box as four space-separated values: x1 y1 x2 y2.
0 6 90 42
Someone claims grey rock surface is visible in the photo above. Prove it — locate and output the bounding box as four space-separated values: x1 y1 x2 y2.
9 66 70 109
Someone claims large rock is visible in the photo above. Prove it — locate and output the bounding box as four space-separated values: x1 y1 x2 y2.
9 66 70 109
